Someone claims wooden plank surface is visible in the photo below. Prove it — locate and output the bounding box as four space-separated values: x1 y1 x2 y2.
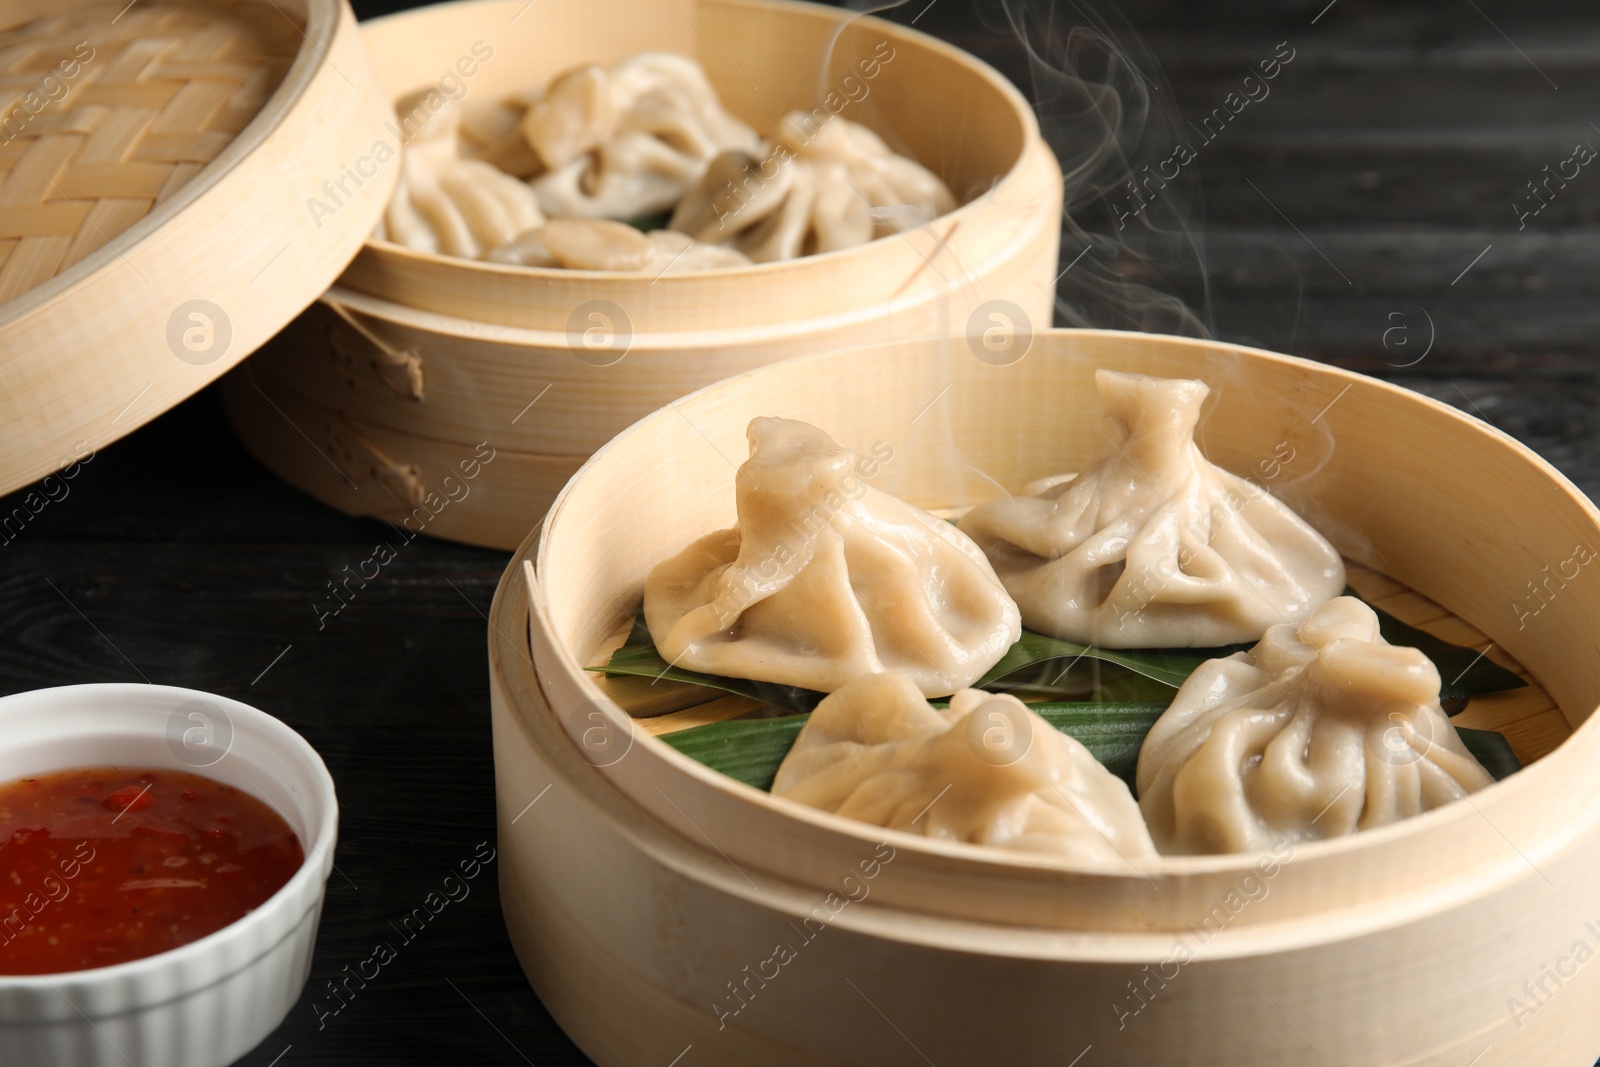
1 0 1596 1064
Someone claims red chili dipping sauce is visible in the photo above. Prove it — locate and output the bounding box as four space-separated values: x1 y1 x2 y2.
0 767 304 975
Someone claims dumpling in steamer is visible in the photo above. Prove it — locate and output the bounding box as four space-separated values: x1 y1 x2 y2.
668 111 957 262
487 218 750 272
772 673 1157 863
957 370 1346 648
458 91 543 178
524 53 761 220
1136 596 1496 855
771 110 956 229
380 89 546 259
643 417 1021 697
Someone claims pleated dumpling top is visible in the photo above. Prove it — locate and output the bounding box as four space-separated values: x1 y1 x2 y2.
958 370 1346 649
1136 596 1495 855
644 417 1020 698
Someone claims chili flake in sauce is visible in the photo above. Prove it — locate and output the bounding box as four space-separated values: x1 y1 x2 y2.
0 767 304 974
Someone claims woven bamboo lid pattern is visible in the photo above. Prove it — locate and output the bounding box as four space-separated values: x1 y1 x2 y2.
0 3 299 303
0 0 396 497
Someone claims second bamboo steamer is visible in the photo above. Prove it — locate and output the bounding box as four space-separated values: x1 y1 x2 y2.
223 0 1064 550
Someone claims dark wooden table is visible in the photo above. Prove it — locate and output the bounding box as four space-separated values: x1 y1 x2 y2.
2 1 1596 1063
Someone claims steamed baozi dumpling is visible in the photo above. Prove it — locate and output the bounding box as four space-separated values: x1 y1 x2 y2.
772 110 956 227
487 218 750 272
957 370 1346 648
643 417 1021 697
773 673 1157 863
640 228 754 271
669 148 872 261
525 53 761 220
1136 596 1495 855
459 91 543 178
380 89 546 259
532 132 710 220
669 111 956 262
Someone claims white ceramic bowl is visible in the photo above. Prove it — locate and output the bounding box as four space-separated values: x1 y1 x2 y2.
0 684 338 1067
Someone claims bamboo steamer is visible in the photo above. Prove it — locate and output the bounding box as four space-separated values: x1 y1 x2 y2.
0 0 395 495
222 0 1063 551
489 330 1600 1066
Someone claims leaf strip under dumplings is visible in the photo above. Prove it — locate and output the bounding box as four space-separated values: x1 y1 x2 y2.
658 714 809 790
985 661 1178 704
594 589 1526 716
656 705 1523 794
1029 703 1169 790
976 594 1525 703
939 524 1524 699
656 704 1168 793
1355 591 1528 702
595 616 826 714
1455 727 1523 781
974 632 1244 691
623 209 673 232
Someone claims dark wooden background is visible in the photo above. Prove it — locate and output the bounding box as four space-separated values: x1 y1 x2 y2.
2 1 1596 1063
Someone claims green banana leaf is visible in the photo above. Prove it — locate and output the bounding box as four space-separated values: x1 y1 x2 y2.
973 630 1241 690
1456 727 1523 782
593 585 1525 713
659 713 808 791
659 703 1523 793
596 616 827 713
1360 591 1526 702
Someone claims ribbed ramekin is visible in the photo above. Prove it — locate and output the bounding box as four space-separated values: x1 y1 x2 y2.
0 684 338 1067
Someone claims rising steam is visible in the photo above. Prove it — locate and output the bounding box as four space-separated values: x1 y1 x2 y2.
826 0 1215 336
975 0 1211 336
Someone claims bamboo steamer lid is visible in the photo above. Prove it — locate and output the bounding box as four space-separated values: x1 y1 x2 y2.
0 0 396 495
